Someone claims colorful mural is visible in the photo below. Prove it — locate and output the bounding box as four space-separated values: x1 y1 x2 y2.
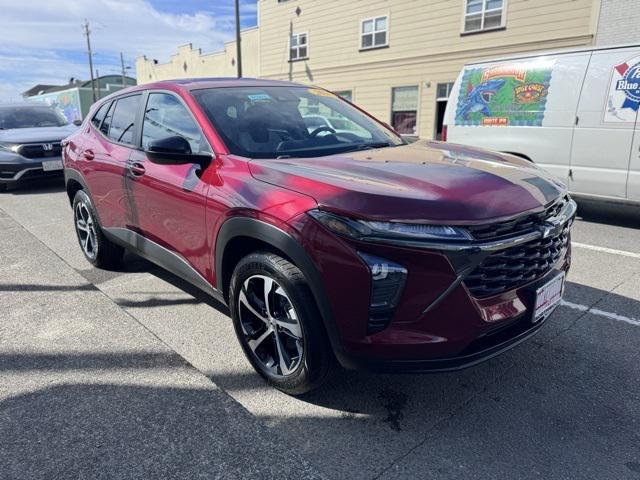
30 89 82 123
454 61 554 127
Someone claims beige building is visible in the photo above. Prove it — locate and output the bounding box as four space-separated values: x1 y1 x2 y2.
137 0 602 139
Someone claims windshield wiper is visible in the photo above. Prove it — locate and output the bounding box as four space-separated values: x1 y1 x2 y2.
338 141 393 153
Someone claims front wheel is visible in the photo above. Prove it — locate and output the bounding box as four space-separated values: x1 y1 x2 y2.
229 252 334 395
72 190 124 269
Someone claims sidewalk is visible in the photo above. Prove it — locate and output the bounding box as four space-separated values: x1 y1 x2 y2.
0 207 323 480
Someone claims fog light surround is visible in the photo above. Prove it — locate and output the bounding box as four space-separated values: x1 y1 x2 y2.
358 252 407 335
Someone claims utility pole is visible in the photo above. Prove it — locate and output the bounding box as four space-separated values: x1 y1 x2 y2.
120 52 127 87
82 19 97 102
234 0 242 78
95 70 101 99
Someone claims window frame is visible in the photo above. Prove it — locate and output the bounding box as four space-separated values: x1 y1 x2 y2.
289 32 309 62
141 90 212 154
90 93 144 149
389 84 420 136
461 0 506 35
105 94 144 147
360 15 389 51
435 82 454 102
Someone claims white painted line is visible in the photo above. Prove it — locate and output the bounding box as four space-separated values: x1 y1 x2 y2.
572 242 640 260
561 300 640 327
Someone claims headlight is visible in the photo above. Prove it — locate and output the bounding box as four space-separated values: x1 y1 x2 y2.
308 210 472 242
0 142 20 153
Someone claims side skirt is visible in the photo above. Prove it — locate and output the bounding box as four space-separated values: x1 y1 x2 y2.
103 227 225 305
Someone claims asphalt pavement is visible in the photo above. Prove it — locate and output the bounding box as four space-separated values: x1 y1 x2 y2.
1 181 639 479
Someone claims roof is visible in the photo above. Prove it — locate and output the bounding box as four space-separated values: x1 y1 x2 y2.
88 77 312 109
21 84 57 97
466 42 640 66
149 77 307 90
22 75 137 97
0 102 57 109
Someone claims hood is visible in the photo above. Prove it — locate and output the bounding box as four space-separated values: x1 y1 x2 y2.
0 124 78 143
248 141 566 224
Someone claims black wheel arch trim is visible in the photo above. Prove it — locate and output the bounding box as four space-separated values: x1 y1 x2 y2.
64 168 104 228
215 216 351 368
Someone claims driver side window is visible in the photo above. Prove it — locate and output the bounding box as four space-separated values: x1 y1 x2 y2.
142 93 206 153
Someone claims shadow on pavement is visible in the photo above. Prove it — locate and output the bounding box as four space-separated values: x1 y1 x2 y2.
4 178 66 196
0 383 320 480
575 199 640 228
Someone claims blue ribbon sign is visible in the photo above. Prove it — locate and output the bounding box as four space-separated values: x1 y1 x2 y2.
615 61 640 111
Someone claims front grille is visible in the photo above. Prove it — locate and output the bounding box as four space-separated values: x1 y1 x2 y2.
464 227 569 298
467 196 569 241
16 142 62 159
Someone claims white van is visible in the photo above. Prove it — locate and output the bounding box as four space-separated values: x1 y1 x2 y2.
444 44 640 205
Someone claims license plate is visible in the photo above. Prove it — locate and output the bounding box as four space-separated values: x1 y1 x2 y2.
534 272 565 322
42 160 63 171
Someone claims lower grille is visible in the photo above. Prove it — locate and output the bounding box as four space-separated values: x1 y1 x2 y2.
464 228 570 298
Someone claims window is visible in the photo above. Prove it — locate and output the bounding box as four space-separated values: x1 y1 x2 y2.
436 82 454 101
107 94 141 145
464 0 504 33
334 90 353 102
361 16 388 50
289 33 308 61
391 86 419 135
100 102 115 136
435 82 454 140
91 102 110 129
142 93 206 153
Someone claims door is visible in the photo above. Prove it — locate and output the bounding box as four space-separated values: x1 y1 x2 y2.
628 111 640 202
569 47 639 199
81 94 142 228
127 91 212 278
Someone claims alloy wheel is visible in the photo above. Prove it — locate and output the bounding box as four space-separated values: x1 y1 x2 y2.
238 275 304 377
74 201 98 260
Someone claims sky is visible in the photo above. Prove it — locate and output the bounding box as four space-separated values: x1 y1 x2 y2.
0 0 258 101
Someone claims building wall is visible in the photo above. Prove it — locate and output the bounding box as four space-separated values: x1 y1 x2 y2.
136 27 260 83
595 0 640 46
136 0 600 139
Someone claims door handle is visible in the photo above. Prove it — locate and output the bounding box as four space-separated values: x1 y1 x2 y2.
83 149 95 160
129 162 146 177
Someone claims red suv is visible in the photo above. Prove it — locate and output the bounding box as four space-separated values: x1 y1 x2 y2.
63 79 575 394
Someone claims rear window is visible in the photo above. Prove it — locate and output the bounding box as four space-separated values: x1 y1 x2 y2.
107 95 141 145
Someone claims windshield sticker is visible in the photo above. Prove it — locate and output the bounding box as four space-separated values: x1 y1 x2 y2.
247 93 271 101
454 61 554 127
604 55 640 123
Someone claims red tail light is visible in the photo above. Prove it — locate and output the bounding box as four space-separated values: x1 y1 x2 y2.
442 125 448 142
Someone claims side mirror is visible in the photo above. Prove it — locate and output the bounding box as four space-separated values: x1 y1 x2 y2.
145 135 212 167
73 119 82 126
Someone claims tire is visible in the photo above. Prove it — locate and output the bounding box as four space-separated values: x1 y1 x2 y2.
0 184 7 193
229 252 334 395
72 190 124 269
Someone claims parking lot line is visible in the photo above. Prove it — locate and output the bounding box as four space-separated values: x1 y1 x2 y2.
572 242 640 259
561 300 640 327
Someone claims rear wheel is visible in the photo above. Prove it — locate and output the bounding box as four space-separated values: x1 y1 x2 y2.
72 190 124 269
229 252 333 395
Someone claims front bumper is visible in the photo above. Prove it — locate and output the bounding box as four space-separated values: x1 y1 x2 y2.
338 264 567 373
0 158 64 185
297 199 575 372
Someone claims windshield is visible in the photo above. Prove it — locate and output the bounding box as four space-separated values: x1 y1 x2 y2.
192 86 403 158
0 105 69 129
